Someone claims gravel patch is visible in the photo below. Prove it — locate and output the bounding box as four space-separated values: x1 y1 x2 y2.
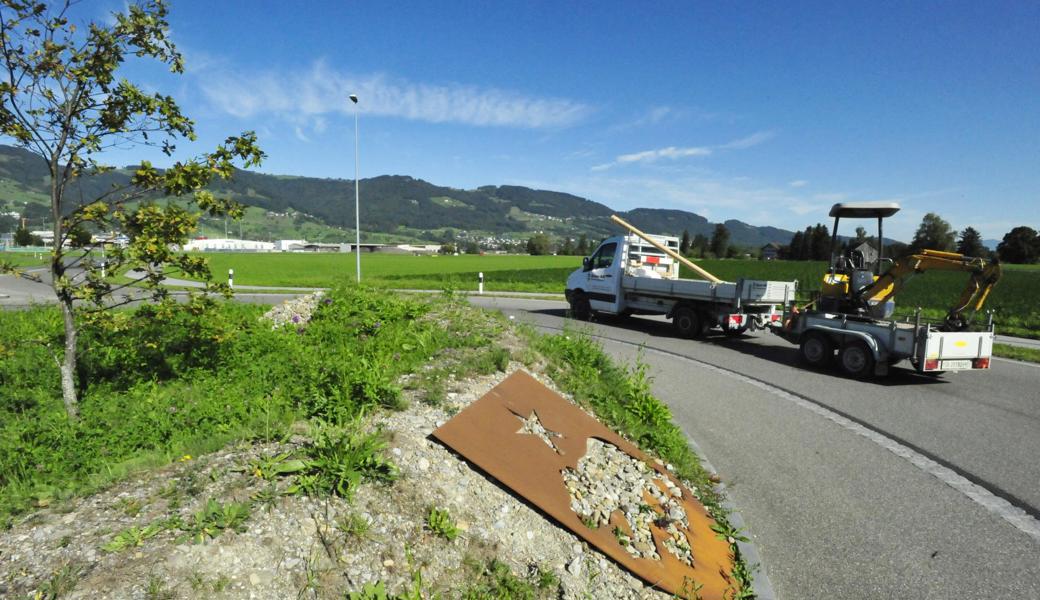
0 365 683 599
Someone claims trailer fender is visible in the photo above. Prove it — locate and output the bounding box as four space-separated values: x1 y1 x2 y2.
802 324 884 362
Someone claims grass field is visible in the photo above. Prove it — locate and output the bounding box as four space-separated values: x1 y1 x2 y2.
0 251 49 268
184 252 1040 337
195 252 578 291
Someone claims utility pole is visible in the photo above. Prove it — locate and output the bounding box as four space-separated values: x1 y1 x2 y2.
350 94 361 282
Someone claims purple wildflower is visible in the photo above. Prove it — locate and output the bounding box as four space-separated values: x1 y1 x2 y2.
297 327 306 335
323 298 333 305
292 315 301 323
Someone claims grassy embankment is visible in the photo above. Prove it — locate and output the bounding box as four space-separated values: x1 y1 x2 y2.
0 285 754 597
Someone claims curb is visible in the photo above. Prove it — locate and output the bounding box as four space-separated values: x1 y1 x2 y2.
684 434 778 600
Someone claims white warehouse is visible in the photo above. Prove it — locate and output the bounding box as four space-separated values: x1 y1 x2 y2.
182 238 275 252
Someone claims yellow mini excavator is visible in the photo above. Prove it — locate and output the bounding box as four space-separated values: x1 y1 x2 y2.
815 202 1001 331
777 202 1002 378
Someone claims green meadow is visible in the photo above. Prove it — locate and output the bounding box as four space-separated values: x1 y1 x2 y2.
184 252 1040 337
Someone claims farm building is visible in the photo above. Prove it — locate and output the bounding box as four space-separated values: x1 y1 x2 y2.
760 242 781 260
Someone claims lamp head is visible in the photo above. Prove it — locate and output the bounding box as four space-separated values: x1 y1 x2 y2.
349 94 358 104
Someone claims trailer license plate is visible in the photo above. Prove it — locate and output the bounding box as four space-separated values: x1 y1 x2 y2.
941 360 972 370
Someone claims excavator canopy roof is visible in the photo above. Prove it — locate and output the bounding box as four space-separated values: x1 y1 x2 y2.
829 202 901 218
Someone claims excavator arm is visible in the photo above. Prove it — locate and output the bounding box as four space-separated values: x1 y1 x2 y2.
858 249 1002 331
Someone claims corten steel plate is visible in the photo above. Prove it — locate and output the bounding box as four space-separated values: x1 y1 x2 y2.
432 370 735 598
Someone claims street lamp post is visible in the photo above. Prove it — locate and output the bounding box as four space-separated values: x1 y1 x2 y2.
350 94 361 283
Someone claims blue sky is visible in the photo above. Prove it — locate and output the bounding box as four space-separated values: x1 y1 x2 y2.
92 0 1038 241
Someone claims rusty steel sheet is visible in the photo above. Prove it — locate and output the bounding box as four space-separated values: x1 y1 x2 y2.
432 370 735 598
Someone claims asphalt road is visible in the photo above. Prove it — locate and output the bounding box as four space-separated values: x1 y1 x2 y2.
471 296 1040 600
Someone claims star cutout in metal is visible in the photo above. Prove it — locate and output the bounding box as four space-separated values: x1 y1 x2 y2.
513 409 565 455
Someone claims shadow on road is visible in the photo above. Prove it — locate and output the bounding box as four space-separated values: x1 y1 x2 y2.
530 308 948 388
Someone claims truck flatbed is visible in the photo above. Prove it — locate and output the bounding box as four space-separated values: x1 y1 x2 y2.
621 274 795 306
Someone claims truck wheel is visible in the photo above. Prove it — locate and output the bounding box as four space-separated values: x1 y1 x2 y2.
839 341 875 379
799 332 834 367
673 306 703 339
569 292 593 321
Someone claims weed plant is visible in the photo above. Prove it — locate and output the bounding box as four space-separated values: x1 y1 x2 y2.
0 284 492 519
425 506 459 541
289 419 398 499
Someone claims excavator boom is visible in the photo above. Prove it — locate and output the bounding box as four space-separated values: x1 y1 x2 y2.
859 249 1002 330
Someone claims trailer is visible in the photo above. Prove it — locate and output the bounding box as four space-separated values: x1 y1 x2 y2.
564 223 797 338
770 202 999 378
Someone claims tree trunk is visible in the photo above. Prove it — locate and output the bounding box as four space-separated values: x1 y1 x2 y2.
58 295 79 419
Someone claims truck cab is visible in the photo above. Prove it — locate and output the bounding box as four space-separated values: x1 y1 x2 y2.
565 234 679 317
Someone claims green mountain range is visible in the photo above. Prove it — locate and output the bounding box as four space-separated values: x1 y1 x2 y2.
0 144 795 247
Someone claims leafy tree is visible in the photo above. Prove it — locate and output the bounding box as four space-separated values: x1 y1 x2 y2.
463 240 480 254
809 223 831 260
997 226 1039 264
885 241 909 259
691 233 708 258
576 234 589 256
909 213 956 253
0 0 264 419
847 226 868 252
788 231 805 260
526 233 552 256
13 223 32 246
559 237 575 255
956 226 987 258
68 225 92 247
679 229 691 255
799 226 813 259
439 242 456 255
709 224 729 258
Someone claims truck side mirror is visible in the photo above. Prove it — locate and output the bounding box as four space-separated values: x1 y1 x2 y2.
582 256 592 272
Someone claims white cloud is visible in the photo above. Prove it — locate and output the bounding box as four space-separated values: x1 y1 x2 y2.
617 146 714 164
592 145 713 171
591 130 774 171
196 61 592 129
788 179 809 188
718 130 775 150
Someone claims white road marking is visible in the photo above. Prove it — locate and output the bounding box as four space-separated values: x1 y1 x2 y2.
632 345 1040 544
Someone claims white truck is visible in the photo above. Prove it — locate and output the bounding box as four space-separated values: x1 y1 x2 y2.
564 232 798 338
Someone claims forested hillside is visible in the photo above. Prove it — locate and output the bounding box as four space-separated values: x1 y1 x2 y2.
0 144 793 246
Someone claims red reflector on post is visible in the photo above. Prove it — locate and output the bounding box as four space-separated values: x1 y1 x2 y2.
973 357 990 369
924 359 940 371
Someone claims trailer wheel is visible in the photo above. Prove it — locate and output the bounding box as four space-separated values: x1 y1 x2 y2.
569 292 593 321
799 332 834 367
673 306 703 339
839 341 875 378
